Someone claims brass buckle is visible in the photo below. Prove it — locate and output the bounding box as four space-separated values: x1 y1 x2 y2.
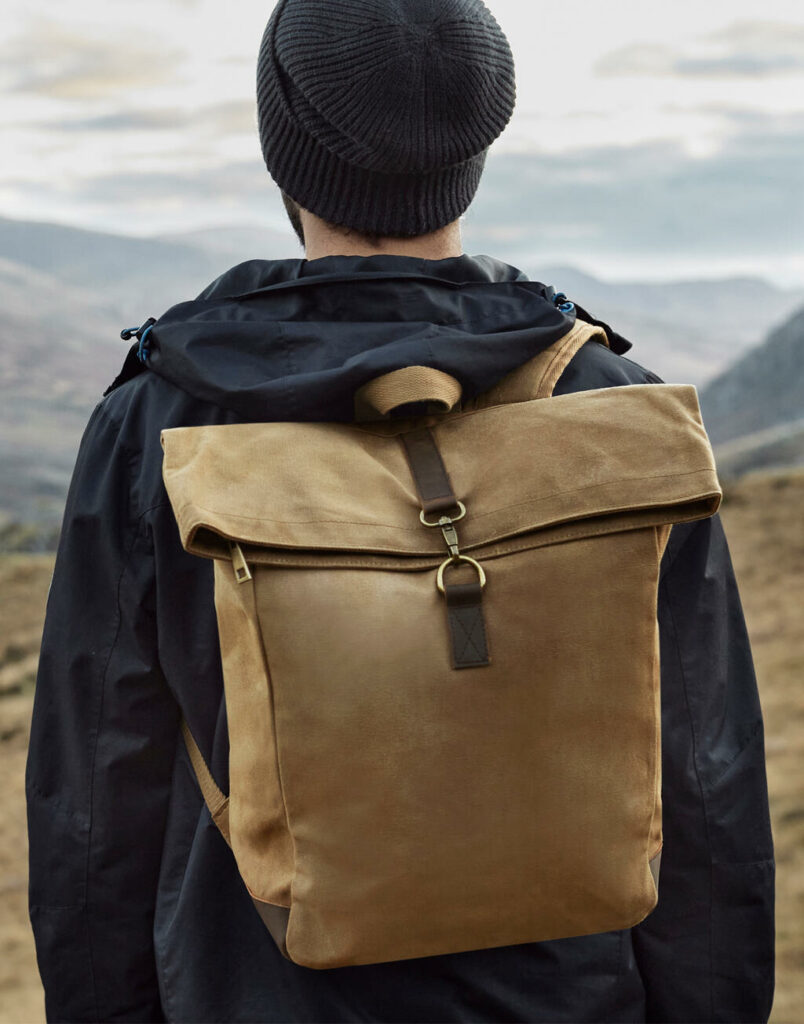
419 501 466 527
436 555 487 595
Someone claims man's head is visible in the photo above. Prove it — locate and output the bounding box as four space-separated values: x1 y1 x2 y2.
257 0 516 248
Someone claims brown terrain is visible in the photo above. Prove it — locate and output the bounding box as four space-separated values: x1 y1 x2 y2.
0 470 802 1023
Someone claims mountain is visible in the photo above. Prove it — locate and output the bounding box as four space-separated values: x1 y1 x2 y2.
700 306 804 443
0 217 231 321
160 225 294 264
699 306 804 476
522 265 804 385
0 257 122 527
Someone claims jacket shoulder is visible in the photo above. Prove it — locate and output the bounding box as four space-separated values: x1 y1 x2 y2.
553 338 664 396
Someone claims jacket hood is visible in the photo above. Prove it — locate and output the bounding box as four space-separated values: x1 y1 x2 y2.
132 253 626 422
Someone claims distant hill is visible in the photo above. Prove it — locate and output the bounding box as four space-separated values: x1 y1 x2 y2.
0 217 230 320
160 225 294 265
700 306 804 442
700 306 804 475
525 265 804 385
0 257 122 526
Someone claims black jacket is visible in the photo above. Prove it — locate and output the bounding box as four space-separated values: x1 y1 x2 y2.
27 255 775 1023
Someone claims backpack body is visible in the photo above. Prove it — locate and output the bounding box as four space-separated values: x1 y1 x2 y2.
162 322 721 968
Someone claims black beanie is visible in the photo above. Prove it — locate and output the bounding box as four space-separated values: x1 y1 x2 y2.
256 0 516 237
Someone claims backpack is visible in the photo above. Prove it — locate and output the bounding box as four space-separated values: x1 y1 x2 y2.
161 319 721 969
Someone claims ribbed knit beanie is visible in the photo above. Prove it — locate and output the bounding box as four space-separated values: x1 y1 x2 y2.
256 0 516 237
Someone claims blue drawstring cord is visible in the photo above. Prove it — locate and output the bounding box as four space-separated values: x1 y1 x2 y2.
120 317 157 363
552 291 575 314
136 323 155 363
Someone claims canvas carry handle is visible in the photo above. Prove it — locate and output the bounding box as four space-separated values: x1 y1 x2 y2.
462 320 610 412
353 321 608 421
354 365 462 421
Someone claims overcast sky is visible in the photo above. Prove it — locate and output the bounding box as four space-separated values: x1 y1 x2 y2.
2 0 804 283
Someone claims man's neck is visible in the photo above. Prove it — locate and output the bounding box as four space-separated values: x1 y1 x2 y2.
301 212 463 262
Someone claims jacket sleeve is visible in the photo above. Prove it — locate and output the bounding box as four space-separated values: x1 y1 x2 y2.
26 402 179 1023
632 514 775 1023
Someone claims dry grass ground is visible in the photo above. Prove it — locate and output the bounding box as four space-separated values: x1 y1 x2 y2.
719 471 804 1024
0 471 801 1023
0 556 54 1024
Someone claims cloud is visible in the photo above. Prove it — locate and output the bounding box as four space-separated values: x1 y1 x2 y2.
66 160 270 207
595 20 804 78
2 102 802 280
0 19 182 98
44 109 801 262
467 115 804 265
42 110 191 133
42 100 258 137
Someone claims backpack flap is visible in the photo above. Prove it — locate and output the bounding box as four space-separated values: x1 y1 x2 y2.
162 383 720 567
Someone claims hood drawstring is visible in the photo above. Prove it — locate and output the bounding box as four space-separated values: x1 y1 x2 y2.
121 317 157 364
552 292 575 314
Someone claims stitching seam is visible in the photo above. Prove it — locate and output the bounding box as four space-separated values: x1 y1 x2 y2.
453 607 485 662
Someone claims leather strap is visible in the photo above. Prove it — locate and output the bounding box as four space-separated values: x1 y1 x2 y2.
445 581 490 668
181 719 231 847
402 427 491 668
355 365 462 421
401 427 461 517
535 320 607 398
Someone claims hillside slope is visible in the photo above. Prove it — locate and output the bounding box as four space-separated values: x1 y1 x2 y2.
0 217 227 320
0 259 123 525
700 306 804 474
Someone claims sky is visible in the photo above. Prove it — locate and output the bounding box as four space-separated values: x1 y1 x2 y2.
2 0 804 283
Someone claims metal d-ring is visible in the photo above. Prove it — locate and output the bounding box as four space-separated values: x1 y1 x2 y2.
419 501 466 527
436 554 487 595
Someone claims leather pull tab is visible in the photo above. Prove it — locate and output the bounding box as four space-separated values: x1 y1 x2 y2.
445 581 490 669
401 427 462 517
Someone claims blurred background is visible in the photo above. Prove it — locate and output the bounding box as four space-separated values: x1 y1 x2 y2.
1 1 802 1020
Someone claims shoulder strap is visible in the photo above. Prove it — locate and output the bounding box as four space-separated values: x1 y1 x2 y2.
464 320 609 412
353 320 607 423
181 719 231 847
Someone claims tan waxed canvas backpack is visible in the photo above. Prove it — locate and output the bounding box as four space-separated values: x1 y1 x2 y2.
161 321 722 969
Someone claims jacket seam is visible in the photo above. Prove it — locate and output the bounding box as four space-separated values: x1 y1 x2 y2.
662 573 715 1022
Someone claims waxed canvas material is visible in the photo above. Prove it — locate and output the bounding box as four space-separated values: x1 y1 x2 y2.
161 332 721 969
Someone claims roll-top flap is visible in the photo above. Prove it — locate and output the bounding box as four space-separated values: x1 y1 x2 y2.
161 384 721 561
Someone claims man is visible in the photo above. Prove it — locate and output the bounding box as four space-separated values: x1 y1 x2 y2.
28 0 775 1020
